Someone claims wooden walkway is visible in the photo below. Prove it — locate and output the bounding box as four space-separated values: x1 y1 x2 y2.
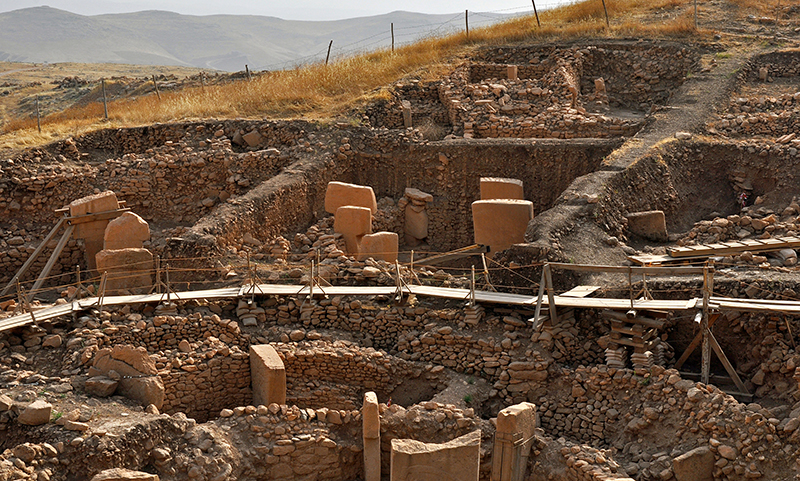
5 279 800 334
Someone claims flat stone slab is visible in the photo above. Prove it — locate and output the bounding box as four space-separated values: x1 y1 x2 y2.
250 344 286 406
391 430 480 481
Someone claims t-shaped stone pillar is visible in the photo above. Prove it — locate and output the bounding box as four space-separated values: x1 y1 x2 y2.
69 191 120 272
472 200 534 255
363 391 380 481
480 177 524 201
491 402 538 481
334 206 373 255
249 345 286 406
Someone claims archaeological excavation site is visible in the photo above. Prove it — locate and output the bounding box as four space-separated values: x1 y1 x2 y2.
3 28 800 481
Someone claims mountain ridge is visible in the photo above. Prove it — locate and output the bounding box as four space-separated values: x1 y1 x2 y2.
0 6 507 71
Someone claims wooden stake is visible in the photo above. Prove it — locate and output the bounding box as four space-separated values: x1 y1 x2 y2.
532 0 541 27
601 0 610 27
201 73 206 90
470 266 476 307
391 23 395 52
701 262 714 385
101 79 109 119
544 264 558 323
35 97 42 133
465 10 470 38
245 64 252 81
325 40 333 65
152 75 161 100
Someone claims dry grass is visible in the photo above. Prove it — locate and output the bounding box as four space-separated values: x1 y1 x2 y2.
0 0 709 151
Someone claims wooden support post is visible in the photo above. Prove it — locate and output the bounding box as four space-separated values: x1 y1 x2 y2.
391 23 395 52
470 266 476 307
601 0 610 27
1 217 66 297
465 10 469 38
481 253 495 291
101 79 109 119
165 264 171 304
97 271 108 314
532 269 547 331
395 261 403 303
544 264 558 324
325 40 333 65
152 75 161 100
75 265 83 300
35 97 42 133
628 266 634 310
28 224 75 302
532 0 541 27
700 263 714 385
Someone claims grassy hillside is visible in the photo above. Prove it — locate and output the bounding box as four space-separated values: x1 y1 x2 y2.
1 0 795 152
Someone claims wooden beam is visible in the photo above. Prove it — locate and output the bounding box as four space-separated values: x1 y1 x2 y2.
415 244 489 266
601 309 666 329
544 264 558 323
28 225 75 302
673 313 720 370
707 330 749 394
66 208 130 225
1 217 67 297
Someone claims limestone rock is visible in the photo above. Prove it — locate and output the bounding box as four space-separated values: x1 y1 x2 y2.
104 212 150 250
85 376 119 397
672 446 713 481
90 468 160 481
18 400 52 426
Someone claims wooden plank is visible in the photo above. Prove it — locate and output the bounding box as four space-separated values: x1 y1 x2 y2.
415 244 489 266
66 208 130 225
548 262 705 275
668 236 800 258
561 285 601 298
544 264 558 323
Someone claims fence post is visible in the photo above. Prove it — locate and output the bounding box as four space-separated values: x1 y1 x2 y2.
152 75 161 100
245 64 252 81
35 97 42 133
601 0 610 27
101 79 109 119
466 10 470 38
326 40 333 65
532 0 541 27
391 23 395 52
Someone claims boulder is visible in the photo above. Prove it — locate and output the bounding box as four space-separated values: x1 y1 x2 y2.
18 400 52 426
90 469 160 481
672 446 714 481
104 212 150 250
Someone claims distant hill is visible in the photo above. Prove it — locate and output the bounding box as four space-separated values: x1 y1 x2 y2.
0 7 509 71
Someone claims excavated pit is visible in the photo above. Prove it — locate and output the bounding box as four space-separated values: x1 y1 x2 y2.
5 40 800 481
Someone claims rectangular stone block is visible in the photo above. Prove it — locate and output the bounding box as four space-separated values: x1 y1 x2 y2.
334 206 373 255
391 430 480 481
324 181 377 214
507 65 518 80
472 200 533 254
250 344 286 406
363 391 380 481
95 248 153 294
492 402 538 481
359 232 398 263
480 178 524 200
626 210 667 242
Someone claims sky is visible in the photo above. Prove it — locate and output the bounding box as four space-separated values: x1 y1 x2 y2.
0 0 561 21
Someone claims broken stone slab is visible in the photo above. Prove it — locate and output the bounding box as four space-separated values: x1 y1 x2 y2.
104 212 150 250
334 206 373 255
672 445 713 481
95 248 154 294
94 345 158 376
626 211 668 243
391 430 481 481
480 177 524 200
325 181 378 214
250 344 286 406
359 232 399 263
472 200 534 254
117 376 165 410
90 468 160 481
18 399 52 426
404 187 433 203
85 376 119 397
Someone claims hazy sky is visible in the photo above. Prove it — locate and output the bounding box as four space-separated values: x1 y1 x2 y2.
0 0 558 20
